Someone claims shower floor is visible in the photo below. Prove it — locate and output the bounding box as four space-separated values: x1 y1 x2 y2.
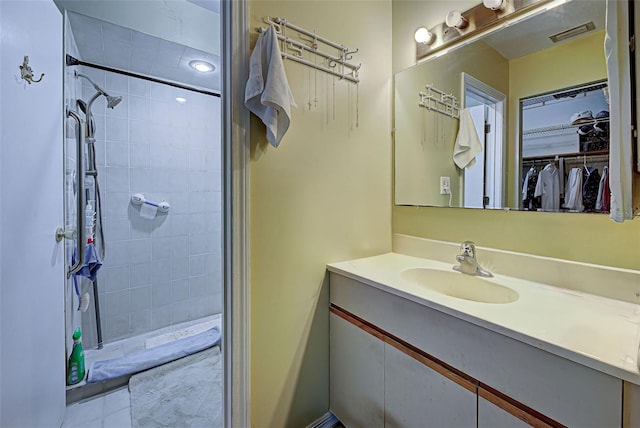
67 314 221 403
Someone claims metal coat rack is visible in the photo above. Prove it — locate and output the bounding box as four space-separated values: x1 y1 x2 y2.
418 85 460 119
259 16 361 84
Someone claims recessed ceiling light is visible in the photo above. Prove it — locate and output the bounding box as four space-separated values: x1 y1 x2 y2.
189 60 215 73
176 97 187 104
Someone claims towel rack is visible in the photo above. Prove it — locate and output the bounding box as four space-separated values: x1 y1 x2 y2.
418 84 460 119
259 16 361 84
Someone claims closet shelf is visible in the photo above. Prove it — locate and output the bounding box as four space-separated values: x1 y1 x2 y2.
523 118 609 137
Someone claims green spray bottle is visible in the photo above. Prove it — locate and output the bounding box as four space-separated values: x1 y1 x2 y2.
67 328 85 385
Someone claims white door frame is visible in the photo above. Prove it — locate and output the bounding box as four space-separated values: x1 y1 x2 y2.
222 1 251 426
461 73 507 209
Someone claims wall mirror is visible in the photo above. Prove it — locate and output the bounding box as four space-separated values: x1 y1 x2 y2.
394 0 629 212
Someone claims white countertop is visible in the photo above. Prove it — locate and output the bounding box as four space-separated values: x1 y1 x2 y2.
328 252 640 384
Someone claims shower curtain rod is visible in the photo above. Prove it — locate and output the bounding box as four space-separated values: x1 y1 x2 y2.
66 55 221 98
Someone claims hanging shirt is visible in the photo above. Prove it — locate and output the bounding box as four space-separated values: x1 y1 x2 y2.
563 168 584 212
534 164 560 212
596 166 609 210
582 167 601 212
522 166 540 211
602 172 611 213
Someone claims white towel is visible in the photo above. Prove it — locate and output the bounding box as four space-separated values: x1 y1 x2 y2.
452 108 483 169
244 25 296 148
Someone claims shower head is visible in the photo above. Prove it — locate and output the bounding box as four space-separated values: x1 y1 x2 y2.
106 95 122 109
75 71 123 109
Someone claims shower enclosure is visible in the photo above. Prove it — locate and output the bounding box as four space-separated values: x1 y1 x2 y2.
62 4 222 390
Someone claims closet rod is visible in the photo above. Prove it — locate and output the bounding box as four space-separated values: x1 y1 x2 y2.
522 149 609 162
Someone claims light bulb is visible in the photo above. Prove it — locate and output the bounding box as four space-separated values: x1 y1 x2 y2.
483 0 504 10
189 60 215 73
414 27 434 45
445 10 468 29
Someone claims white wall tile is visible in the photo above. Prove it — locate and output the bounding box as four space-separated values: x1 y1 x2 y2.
130 144 149 168
106 72 129 94
105 217 129 242
129 120 149 144
128 77 150 97
151 260 171 284
129 263 151 287
171 300 191 323
130 286 151 311
105 265 130 292
189 275 207 298
189 255 207 277
106 167 129 192
96 72 221 342
128 95 149 122
129 239 151 264
106 142 129 167
151 237 172 261
152 282 172 307
106 240 130 266
105 117 129 142
106 290 131 316
170 279 190 301
151 305 171 330
171 257 189 281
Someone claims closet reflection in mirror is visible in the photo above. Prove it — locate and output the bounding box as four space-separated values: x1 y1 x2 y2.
394 0 616 212
520 80 610 213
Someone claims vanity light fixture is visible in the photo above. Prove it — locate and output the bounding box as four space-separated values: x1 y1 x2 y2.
445 10 468 29
189 60 215 73
414 27 435 45
483 0 504 11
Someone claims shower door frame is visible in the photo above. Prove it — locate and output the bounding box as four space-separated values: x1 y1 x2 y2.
222 0 251 426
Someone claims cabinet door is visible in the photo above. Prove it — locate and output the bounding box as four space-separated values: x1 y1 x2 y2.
384 343 476 428
330 313 385 428
478 395 532 428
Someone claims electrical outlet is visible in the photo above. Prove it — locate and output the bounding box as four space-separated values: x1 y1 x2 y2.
440 176 451 195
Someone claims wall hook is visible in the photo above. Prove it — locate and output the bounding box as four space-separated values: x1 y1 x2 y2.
19 56 44 84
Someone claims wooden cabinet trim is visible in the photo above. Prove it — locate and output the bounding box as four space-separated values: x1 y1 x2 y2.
479 386 565 428
330 303 566 428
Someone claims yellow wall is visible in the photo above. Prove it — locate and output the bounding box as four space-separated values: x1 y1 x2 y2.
506 30 608 206
392 6 640 270
248 1 392 426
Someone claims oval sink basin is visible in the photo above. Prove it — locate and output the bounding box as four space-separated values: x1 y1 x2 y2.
400 268 519 304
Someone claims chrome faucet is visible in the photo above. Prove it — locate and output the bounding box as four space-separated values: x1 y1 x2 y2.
453 241 493 277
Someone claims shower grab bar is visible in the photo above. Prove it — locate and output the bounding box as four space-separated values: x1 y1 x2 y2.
66 109 86 278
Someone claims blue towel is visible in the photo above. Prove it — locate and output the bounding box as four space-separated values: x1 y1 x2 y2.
87 326 222 383
76 243 102 281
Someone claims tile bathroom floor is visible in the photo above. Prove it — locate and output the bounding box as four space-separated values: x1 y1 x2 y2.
63 387 131 428
63 314 221 427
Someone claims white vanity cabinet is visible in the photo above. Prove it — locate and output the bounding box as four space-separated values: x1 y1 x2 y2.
329 272 625 428
478 395 531 428
383 342 476 428
330 313 385 428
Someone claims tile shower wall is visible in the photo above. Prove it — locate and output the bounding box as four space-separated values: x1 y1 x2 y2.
79 67 222 345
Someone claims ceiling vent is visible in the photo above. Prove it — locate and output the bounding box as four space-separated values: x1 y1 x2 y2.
549 22 596 43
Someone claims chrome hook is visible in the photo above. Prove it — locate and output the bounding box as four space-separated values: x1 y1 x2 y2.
19 56 44 84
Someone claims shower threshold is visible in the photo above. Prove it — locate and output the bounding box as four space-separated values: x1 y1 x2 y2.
66 314 221 404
